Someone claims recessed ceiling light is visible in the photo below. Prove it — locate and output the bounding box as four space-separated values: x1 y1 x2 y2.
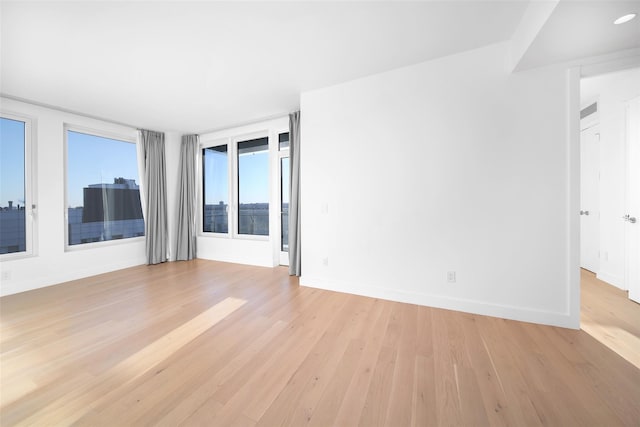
614 13 636 25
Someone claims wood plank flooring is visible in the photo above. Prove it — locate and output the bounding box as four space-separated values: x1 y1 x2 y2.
1 260 639 426
580 268 640 369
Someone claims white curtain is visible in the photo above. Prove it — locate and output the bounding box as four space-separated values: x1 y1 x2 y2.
137 129 168 265
175 134 199 261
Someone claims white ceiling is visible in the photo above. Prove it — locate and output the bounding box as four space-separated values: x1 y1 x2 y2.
1 1 638 133
517 0 640 70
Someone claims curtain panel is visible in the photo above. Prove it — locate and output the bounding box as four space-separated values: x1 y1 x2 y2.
138 129 169 265
289 111 301 276
175 134 199 261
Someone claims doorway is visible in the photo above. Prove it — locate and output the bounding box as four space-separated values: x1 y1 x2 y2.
579 67 640 297
579 121 600 273
578 67 640 368
624 96 640 303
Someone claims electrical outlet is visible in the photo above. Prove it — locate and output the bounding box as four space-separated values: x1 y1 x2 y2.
1 270 11 281
447 271 456 283
322 257 329 267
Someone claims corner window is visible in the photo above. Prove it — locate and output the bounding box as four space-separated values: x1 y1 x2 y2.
66 128 143 246
0 115 33 256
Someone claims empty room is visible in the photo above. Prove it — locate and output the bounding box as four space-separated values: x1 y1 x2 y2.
1 1 639 426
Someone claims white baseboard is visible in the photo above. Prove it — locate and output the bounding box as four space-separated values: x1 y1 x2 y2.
596 271 625 290
300 276 578 329
1 256 147 297
196 253 274 268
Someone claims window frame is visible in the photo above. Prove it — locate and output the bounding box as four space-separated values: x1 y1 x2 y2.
235 133 271 240
0 111 36 260
200 138 232 237
63 123 142 251
200 130 272 241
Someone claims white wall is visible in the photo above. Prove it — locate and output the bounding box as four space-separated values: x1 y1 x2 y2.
581 68 640 289
300 42 576 328
0 98 148 296
197 117 288 267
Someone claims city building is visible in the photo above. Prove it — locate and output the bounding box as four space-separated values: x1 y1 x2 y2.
68 178 144 245
0 204 26 254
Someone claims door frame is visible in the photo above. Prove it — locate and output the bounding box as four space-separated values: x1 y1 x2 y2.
570 57 640 328
624 96 640 302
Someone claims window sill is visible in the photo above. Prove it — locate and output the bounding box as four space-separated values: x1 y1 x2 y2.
65 236 145 252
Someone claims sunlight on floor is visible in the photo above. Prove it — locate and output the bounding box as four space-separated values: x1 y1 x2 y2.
581 269 640 370
581 320 640 369
18 297 247 425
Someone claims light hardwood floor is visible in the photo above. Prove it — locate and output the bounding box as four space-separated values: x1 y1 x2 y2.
580 268 640 369
1 260 639 426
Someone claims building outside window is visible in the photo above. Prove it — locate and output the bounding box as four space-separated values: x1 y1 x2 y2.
237 137 269 236
202 135 271 238
66 129 143 246
202 144 229 233
0 115 33 256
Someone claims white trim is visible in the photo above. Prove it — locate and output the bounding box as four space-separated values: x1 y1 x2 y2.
65 123 137 144
234 131 270 240
300 276 576 329
199 131 272 240
65 236 145 252
567 66 581 329
63 123 141 251
0 111 36 260
596 271 625 289
575 58 640 326
0 256 146 297
623 96 640 300
200 137 231 237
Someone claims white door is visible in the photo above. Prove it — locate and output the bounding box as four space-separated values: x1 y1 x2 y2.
580 124 600 273
624 97 640 303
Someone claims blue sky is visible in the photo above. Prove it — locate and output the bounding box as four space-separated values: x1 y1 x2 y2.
2 122 270 209
238 151 269 204
203 148 228 205
0 117 25 208
204 147 269 205
67 131 138 207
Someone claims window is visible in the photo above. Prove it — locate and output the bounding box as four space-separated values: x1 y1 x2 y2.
202 145 229 233
66 129 143 246
0 115 33 255
238 137 269 236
